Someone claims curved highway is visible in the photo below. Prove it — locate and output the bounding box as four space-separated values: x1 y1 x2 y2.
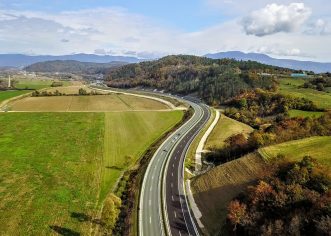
139 97 210 236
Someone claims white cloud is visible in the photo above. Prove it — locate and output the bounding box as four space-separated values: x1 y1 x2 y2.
305 18 331 35
0 6 330 61
241 3 311 36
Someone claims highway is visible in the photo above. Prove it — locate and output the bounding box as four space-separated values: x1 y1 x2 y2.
139 97 210 236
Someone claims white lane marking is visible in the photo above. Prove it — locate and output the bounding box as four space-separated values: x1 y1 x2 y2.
171 183 173 188
151 175 154 180
150 216 152 224
179 230 182 236
172 195 174 201
174 211 177 218
172 164 174 168
149 199 151 206
171 172 173 177
150 187 152 192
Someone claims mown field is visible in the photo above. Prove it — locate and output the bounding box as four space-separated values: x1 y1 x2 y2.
205 114 253 150
9 93 169 112
0 110 183 235
0 90 31 103
278 78 331 109
100 110 183 199
259 136 331 168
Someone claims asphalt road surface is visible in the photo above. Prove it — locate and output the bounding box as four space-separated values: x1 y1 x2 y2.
139 97 210 236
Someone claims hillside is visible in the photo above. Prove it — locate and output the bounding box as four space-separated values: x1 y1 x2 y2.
25 60 127 74
206 51 331 73
106 55 292 104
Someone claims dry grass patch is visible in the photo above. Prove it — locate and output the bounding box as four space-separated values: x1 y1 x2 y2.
191 153 265 235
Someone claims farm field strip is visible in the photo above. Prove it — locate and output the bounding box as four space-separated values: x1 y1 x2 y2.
8 93 170 112
0 90 31 103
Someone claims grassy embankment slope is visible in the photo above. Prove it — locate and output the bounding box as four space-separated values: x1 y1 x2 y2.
205 115 253 150
191 115 255 235
0 93 183 234
259 136 331 168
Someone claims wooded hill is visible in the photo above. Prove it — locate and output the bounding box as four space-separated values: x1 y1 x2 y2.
25 60 127 74
106 55 293 104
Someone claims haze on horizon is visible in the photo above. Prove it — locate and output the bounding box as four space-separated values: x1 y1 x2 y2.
0 0 330 62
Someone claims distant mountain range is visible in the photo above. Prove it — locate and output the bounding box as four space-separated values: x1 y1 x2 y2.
0 53 141 68
205 51 331 73
25 60 127 74
1 51 330 73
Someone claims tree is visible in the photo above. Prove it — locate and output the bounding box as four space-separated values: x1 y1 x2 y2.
78 88 88 95
102 193 122 234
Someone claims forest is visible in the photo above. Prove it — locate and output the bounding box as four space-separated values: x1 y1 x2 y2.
226 156 331 236
106 55 293 104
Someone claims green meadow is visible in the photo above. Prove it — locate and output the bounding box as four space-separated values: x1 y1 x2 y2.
0 110 183 235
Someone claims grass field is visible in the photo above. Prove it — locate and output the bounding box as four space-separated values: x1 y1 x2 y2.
0 113 104 235
259 136 331 168
278 78 331 109
14 79 71 90
191 153 264 235
100 110 183 199
9 93 169 112
0 90 31 103
288 109 325 118
0 110 183 235
205 114 253 150
45 85 105 95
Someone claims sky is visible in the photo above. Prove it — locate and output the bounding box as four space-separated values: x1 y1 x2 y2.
0 0 330 61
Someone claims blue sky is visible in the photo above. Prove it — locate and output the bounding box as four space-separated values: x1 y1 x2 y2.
0 0 330 61
1 0 230 30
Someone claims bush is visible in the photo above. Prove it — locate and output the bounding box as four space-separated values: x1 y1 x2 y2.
102 193 122 234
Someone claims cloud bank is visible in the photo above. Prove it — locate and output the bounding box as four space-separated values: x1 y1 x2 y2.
241 3 311 36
